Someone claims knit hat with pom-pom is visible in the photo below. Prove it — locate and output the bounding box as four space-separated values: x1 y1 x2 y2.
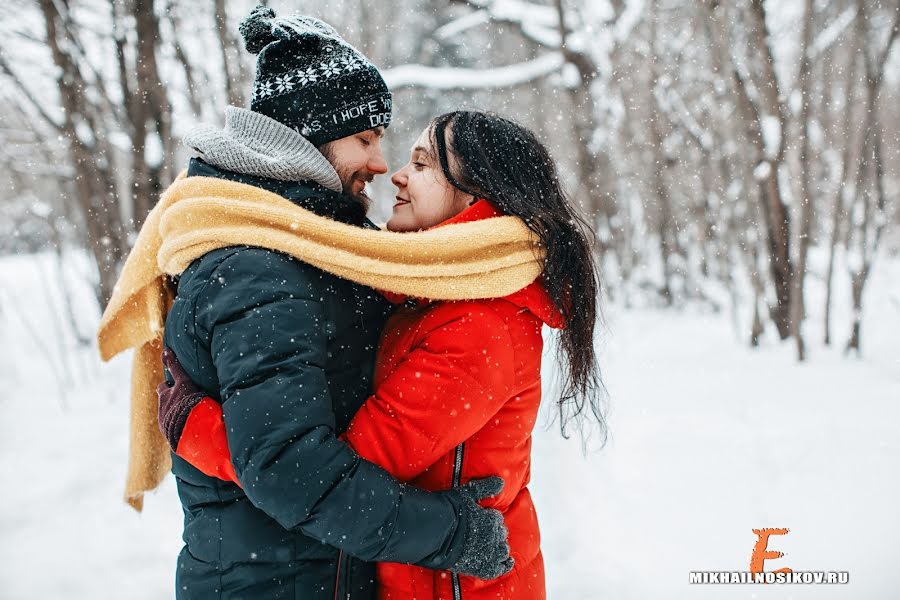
239 5 392 146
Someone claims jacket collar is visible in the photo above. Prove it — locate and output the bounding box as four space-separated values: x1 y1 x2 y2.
186 157 375 229
433 199 504 226
389 199 564 329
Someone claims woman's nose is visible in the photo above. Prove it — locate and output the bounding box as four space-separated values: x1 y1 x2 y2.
391 168 406 187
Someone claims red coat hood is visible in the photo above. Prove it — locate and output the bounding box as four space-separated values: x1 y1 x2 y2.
383 200 565 330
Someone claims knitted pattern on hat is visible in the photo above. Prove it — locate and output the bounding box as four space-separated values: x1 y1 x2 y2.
239 5 392 145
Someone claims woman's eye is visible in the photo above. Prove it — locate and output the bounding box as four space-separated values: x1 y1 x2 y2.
413 162 426 170
359 137 370 147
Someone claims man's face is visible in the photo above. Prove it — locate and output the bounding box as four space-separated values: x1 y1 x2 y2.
320 127 388 208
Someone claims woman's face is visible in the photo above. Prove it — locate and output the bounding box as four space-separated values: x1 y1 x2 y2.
386 127 472 232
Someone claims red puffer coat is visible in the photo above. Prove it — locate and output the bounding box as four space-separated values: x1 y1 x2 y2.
175 200 562 599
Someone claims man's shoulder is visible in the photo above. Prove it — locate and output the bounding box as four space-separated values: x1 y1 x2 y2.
178 245 323 300
187 244 308 272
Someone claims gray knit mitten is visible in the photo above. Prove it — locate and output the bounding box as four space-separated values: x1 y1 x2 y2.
448 476 515 580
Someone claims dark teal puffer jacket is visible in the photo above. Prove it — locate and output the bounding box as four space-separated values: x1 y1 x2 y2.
162 159 468 599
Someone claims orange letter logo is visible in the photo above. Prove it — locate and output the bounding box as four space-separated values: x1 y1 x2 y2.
750 528 792 575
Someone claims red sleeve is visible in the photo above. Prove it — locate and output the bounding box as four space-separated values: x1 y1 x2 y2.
343 307 516 482
177 399 348 486
175 398 241 486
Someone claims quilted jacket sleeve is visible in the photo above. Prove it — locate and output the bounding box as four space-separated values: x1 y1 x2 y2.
191 247 468 568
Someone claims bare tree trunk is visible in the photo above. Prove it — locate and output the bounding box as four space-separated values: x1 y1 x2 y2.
824 29 861 346
38 0 127 307
214 0 246 108
747 0 795 340
823 228 839 343
357 0 374 56
649 0 675 304
750 247 765 347
553 0 619 265
791 0 816 361
654 179 675 305
131 0 174 230
701 4 768 343
168 0 204 118
707 0 795 340
845 266 867 354
844 0 898 354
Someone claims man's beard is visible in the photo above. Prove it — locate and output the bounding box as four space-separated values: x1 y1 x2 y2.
318 143 372 211
341 171 374 211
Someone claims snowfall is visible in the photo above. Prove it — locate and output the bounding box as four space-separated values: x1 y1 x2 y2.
1 247 898 600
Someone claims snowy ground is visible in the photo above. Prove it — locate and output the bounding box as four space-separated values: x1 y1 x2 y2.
1 249 898 599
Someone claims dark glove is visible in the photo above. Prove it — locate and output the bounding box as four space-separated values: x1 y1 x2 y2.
157 348 207 451
447 476 515 580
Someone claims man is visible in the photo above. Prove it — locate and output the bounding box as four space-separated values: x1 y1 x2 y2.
159 7 511 599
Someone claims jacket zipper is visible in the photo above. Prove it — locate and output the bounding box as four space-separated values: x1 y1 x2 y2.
452 442 465 600
333 549 350 600
344 554 352 600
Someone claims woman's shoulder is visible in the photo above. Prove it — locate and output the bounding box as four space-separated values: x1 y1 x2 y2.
421 280 560 329
419 297 519 321
411 298 537 344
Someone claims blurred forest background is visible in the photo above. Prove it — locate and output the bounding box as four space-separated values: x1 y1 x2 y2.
0 0 898 364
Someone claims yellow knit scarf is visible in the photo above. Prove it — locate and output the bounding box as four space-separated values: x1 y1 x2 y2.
97 174 543 510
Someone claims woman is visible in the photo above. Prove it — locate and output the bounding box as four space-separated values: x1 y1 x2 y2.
159 110 604 599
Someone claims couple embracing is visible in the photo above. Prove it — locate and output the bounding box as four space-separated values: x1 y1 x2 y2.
98 6 603 599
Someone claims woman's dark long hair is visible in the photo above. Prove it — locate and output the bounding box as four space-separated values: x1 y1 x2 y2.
431 110 606 441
